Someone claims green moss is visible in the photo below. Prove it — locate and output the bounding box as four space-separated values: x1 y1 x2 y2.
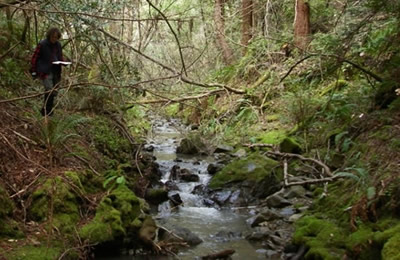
209 153 280 188
0 219 23 238
382 233 400 260
294 216 346 259
280 137 302 153
265 114 279 122
0 185 14 217
165 103 180 117
257 130 287 144
80 198 124 244
346 225 374 250
79 185 141 244
6 245 62 260
319 80 348 96
29 176 80 234
90 116 131 162
374 222 400 244
64 171 85 192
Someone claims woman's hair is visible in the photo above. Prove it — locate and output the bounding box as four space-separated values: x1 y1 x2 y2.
46 27 61 40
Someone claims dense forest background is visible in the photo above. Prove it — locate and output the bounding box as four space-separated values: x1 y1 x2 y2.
0 0 400 259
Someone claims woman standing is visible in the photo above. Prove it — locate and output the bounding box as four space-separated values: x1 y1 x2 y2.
31 27 64 116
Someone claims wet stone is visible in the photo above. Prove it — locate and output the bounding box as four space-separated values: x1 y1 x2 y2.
169 193 183 206
192 184 209 195
284 185 307 199
170 226 203 246
207 163 224 175
246 229 274 241
211 190 232 206
214 231 242 242
203 198 216 207
288 213 303 223
265 194 292 208
228 190 241 204
259 208 284 221
214 144 234 153
232 148 247 158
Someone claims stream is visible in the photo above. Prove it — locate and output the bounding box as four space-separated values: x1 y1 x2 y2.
148 117 263 259
103 116 304 259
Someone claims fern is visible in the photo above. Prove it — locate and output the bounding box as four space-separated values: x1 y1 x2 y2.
35 114 90 164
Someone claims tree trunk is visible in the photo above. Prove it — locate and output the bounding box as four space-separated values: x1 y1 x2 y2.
241 0 253 55
214 0 233 65
294 0 311 51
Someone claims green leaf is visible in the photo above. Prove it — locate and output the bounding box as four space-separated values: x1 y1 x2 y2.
103 176 117 188
367 187 376 200
116 176 126 185
334 172 360 181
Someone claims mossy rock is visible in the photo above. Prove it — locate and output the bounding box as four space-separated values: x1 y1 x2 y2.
257 130 287 145
79 185 142 244
28 174 80 233
145 188 169 205
279 137 302 154
209 153 281 189
374 221 400 244
293 216 347 259
0 184 14 217
177 134 207 155
382 233 400 260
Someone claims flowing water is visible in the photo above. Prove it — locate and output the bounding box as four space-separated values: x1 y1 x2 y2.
101 117 270 259
146 117 265 259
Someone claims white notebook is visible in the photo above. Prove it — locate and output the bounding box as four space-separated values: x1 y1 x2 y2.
52 61 72 65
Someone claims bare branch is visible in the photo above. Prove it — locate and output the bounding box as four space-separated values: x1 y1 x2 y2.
285 176 342 187
0 41 21 61
145 0 188 76
264 150 332 177
2 2 196 22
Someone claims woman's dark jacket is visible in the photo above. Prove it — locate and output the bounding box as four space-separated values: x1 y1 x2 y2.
31 39 63 78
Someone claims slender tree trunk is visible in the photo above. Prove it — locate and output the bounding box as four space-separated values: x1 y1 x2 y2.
241 0 253 55
294 0 311 51
214 0 233 65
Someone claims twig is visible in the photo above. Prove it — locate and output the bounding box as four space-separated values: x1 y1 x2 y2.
0 41 21 61
0 132 51 173
146 0 187 76
285 175 342 187
279 55 315 83
135 144 143 177
283 159 289 186
11 129 38 145
9 172 42 198
244 143 274 149
264 150 332 177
